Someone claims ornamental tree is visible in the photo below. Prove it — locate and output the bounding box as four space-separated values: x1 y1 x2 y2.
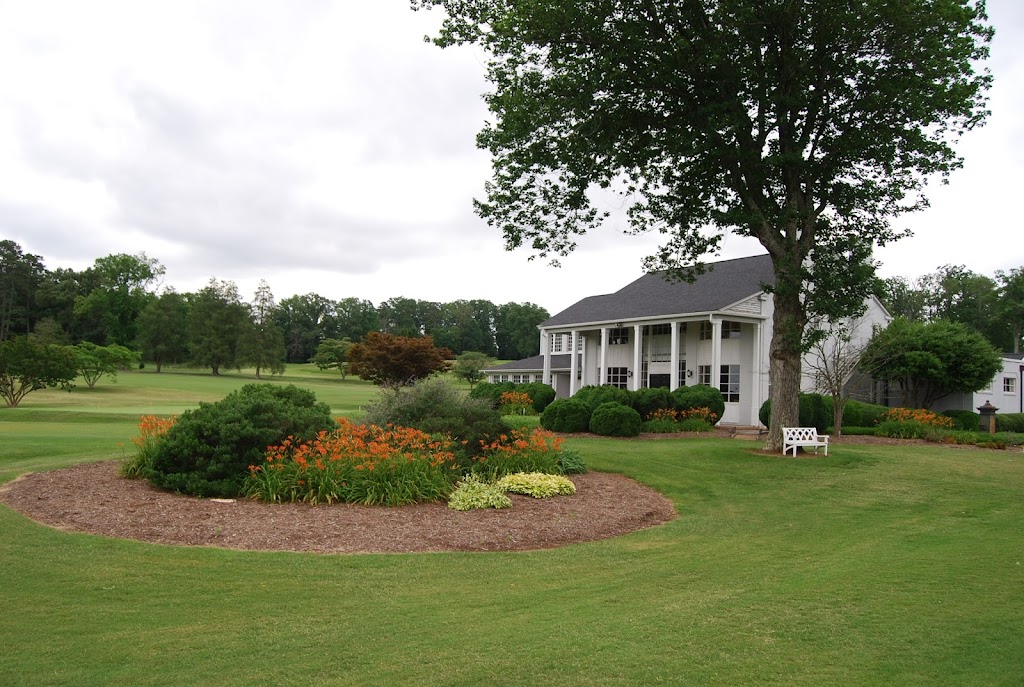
859 318 1002 409
414 0 992 450
311 337 353 379
74 342 140 388
452 351 494 388
0 337 78 407
347 332 452 389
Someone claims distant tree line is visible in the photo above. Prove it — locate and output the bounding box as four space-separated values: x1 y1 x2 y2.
0 241 550 372
878 264 1024 354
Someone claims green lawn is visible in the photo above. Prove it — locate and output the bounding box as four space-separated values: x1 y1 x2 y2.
1 372 1022 685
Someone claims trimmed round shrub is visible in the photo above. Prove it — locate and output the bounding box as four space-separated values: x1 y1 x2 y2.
520 382 556 412
760 394 830 432
468 381 516 407
631 387 673 419
573 384 633 411
995 413 1024 433
363 377 508 457
844 400 888 427
943 410 981 431
589 402 642 437
672 385 725 424
540 398 592 433
146 384 336 498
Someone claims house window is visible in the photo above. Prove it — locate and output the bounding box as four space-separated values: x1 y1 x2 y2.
494 374 509 383
699 322 713 340
722 321 742 339
678 359 687 387
607 367 628 389
1005 377 1017 394
698 365 712 386
551 334 563 353
720 365 740 402
644 323 671 336
512 374 524 384
609 328 629 345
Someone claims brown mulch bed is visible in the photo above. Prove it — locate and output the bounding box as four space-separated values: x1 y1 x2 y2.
0 461 677 554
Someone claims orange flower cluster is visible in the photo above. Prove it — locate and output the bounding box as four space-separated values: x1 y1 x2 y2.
883 407 954 429
646 407 719 424
478 427 562 459
499 390 534 415
258 417 457 474
131 415 176 448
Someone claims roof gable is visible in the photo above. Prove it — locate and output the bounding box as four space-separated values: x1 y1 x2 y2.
541 254 775 327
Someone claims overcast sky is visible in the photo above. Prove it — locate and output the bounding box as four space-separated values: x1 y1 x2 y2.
2 1 1021 316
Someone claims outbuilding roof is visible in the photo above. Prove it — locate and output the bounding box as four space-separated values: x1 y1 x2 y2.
540 253 775 328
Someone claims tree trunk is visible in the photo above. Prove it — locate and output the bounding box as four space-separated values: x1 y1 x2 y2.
832 395 844 437
765 290 805 452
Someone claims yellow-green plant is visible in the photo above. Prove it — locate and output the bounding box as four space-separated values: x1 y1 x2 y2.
448 474 512 511
496 472 576 498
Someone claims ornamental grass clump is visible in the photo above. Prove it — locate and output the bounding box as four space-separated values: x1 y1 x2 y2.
244 418 460 506
876 407 955 440
447 474 512 511
496 472 576 498
473 427 564 479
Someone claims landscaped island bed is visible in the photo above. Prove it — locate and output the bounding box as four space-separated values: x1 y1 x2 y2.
0 461 676 553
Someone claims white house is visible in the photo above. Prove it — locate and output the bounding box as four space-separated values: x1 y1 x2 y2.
483 254 891 426
930 354 1023 416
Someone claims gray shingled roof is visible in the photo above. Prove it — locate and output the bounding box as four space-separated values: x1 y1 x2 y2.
541 254 775 327
484 354 570 373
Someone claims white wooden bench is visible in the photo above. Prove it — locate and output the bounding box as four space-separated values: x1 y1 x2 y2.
782 427 829 457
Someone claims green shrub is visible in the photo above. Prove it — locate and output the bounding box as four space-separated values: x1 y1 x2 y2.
557 448 588 474
631 387 673 419
448 475 512 511
589 402 642 437
146 384 336 498
995 413 1024 433
942 410 980 431
760 394 831 432
799 394 829 434
642 418 682 433
363 377 508 457
468 381 516 406
844 400 889 427
520 382 556 412
672 385 724 424
496 472 576 498
540 398 592 432
679 417 715 432
573 385 633 412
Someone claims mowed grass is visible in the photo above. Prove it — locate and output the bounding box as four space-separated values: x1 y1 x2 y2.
1 372 1023 685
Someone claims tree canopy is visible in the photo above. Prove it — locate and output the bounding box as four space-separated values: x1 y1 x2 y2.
347 332 452 389
415 0 992 449
860 318 1002 409
74 342 139 388
0 337 78 407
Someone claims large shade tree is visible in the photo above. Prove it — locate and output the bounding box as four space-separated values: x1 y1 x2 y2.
414 0 992 450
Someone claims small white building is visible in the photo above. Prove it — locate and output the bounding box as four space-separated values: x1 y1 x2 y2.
483 254 890 426
930 354 1023 416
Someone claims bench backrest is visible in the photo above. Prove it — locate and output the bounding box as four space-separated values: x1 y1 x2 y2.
783 427 819 441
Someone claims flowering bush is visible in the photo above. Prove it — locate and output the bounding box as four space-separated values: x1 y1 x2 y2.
474 427 564 479
496 472 576 498
499 390 534 416
244 418 460 506
877 407 954 439
447 474 512 511
119 415 176 478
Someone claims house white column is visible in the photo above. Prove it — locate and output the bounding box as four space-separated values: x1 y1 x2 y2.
632 324 643 390
670 321 680 390
599 327 608 385
569 329 579 396
542 331 552 386
579 332 587 389
752 321 763 426
711 318 722 391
